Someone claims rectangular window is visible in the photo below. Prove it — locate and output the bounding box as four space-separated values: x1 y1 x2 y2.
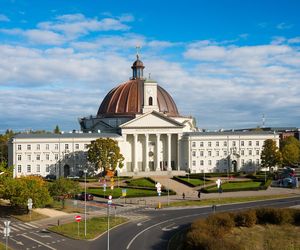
216 141 219 147
75 144 79 150
241 141 244 146
17 145 22 150
36 164 40 172
55 144 58 150
27 165 31 173
208 151 212 156
65 144 69 150
256 150 259 155
200 151 204 156
36 144 40 150
248 141 252 146
192 161 196 166
232 141 236 147
55 154 59 160
208 142 212 147
256 141 259 146
249 150 252 155
36 154 40 160
17 154 22 161
241 150 244 156
27 155 31 161
208 160 212 165
200 160 204 166
46 164 50 172
84 144 88 149
216 151 219 156
46 154 50 160
46 144 49 150
192 142 196 147
223 141 227 147
256 159 260 165
27 144 31 150
224 151 227 156
192 151 196 157
241 160 245 166
200 142 204 147
18 165 21 173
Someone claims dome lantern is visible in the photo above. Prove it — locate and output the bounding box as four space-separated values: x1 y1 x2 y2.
131 48 144 79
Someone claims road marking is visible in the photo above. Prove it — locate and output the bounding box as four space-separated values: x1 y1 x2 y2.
162 223 179 231
9 237 24 245
137 219 151 226
126 213 204 249
18 223 34 229
25 222 39 229
21 234 57 250
31 232 52 238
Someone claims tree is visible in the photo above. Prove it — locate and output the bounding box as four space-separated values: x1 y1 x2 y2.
1 176 52 208
280 136 300 166
87 138 124 173
0 129 15 165
261 139 282 169
48 178 80 208
53 125 61 134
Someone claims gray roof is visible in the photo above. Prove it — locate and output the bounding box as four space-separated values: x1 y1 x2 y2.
184 131 277 136
13 132 121 139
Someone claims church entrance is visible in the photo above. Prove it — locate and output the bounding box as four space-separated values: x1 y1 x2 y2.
64 164 70 177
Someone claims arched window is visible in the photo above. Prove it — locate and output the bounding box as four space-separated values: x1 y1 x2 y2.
149 97 153 106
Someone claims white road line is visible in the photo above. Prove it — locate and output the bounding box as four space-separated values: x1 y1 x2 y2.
126 213 204 249
21 234 57 250
18 223 33 229
13 224 29 230
136 218 151 226
9 226 20 232
25 222 39 229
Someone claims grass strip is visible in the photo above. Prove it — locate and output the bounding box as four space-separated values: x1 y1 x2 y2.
49 216 128 240
167 194 296 207
13 210 49 222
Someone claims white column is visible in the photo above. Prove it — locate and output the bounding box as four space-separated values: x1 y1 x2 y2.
155 134 160 171
167 134 172 171
177 134 180 171
133 134 138 172
145 134 150 171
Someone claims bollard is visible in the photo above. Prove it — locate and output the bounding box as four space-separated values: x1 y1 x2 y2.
57 219 60 226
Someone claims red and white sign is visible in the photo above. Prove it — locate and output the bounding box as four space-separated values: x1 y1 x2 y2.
75 215 82 222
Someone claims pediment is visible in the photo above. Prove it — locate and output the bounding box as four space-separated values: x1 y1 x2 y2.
119 111 183 128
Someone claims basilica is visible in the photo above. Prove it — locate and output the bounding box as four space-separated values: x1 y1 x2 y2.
8 55 279 178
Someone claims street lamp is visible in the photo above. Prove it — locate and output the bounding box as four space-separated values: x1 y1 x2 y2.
83 168 87 237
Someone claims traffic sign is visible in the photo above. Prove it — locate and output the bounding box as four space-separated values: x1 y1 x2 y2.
108 195 112 205
155 182 162 196
27 198 33 210
75 215 82 222
3 221 11 237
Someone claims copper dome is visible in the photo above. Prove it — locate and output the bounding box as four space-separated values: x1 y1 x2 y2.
97 79 179 117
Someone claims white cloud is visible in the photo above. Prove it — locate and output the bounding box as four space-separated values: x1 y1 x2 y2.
288 37 300 44
0 14 10 22
277 22 293 30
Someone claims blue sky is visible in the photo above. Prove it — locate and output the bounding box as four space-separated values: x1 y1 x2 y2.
0 0 300 132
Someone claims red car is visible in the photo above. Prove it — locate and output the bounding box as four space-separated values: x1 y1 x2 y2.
75 192 94 201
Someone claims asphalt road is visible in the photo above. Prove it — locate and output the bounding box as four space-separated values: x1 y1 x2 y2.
1 196 300 250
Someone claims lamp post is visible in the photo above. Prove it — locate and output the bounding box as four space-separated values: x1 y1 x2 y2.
83 168 87 237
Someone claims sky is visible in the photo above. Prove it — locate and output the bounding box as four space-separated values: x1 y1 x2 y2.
0 0 300 133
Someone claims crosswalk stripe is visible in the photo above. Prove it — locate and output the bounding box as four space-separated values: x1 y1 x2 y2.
11 224 28 230
9 226 20 232
16 223 33 229
25 222 39 229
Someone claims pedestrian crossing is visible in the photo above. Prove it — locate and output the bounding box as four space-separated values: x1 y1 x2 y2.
0 221 38 234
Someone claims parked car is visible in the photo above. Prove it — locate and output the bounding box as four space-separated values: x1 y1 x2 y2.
75 192 94 201
44 174 57 180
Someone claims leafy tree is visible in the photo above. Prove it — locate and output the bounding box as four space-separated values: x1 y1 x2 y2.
261 139 282 169
87 138 124 172
0 129 15 164
48 178 80 208
53 125 61 134
1 176 52 208
280 137 300 166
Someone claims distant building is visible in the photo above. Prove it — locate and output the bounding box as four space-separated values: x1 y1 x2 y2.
8 55 280 178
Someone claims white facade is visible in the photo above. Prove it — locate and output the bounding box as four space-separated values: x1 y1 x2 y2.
182 131 280 173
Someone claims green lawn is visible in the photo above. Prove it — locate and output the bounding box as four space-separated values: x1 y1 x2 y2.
88 187 161 198
168 194 295 207
125 178 155 188
177 177 208 187
49 216 128 240
207 181 262 192
13 210 49 222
